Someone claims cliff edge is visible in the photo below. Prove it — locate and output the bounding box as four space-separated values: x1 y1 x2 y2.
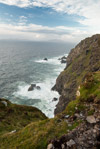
54 34 100 115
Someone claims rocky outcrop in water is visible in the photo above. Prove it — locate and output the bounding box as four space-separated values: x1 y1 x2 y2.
44 58 48 61
54 34 100 115
28 84 41 91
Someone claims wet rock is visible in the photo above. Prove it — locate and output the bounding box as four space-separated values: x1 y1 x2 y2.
44 58 48 61
36 86 41 90
52 98 58 102
28 84 41 91
61 59 66 64
86 116 96 124
28 84 36 91
51 85 56 91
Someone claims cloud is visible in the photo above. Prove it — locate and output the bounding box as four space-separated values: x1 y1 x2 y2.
0 0 100 30
0 23 90 42
0 0 100 42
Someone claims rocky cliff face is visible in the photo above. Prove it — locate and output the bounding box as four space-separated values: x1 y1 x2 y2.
0 34 100 149
54 34 100 115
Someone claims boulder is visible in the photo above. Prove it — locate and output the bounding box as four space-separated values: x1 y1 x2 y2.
58 56 67 64
47 144 54 149
61 59 66 63
28 84 41 91
28 84 36 91
86 116 96 124
66 139 76 147
44 58 48 61
52 97 58 102
36 86 41 90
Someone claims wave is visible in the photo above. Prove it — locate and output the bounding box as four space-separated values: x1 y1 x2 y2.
13 54 68 118
35 54 68 65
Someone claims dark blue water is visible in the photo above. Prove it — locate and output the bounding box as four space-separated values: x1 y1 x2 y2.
0 40 73 117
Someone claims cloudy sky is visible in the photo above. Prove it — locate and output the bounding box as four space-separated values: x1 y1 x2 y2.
0 0 100 43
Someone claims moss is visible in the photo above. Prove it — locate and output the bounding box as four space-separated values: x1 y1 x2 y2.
79 72 100 102
88 109 95 116
63 99 85 116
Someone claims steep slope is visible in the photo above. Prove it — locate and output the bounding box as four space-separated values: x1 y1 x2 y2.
0 71 100 149
0 34 100 149
0 98 47 136
54 34 100 114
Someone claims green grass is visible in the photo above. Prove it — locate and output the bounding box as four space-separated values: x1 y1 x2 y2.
0 116 81 149
0 71 100 149
79 72 100 102
0 98 47 136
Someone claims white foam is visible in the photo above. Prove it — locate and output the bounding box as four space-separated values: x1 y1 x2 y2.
35 54 68 66
13 54 68 118
13 78 59 118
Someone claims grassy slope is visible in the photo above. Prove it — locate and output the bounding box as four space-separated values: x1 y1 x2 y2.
0 71 99 149
0 99 47 136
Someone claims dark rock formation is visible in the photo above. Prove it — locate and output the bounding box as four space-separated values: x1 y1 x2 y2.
54 34 100 115
52 97 58 102
36 86 41 90
28 84 36 91
28 84 41 91
58 56 67 64
61 59 66 64
44 58 48 61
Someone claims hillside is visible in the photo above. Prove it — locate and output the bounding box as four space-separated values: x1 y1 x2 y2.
0 34 100 149
54 34 100 114
0 98 47 136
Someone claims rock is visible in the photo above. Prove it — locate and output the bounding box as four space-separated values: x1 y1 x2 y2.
36 86 41 90
61 59 66 64
9 130 16 134
58 56 67 64
51 85 56 91
47 143 54 149
28 84 41 91
76 90 80 97
74 113 80 118
61 144 65 149
65 115 70 118
52 98 58 102
28 84 36 91
86 116 96 124
44 58 48 61
1 101 7 107
66 139 76 147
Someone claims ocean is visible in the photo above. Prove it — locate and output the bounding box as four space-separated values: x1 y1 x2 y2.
0 40 74 117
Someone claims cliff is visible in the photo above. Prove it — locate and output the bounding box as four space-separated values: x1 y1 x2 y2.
0 71 100 149
0 34 100 149
0 98 47 136
54 34 100 114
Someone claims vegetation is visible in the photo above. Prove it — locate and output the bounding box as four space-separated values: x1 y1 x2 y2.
0 98 47 136
0 72 99 148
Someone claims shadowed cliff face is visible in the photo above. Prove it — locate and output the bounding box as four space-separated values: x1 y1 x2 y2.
54 34 100 115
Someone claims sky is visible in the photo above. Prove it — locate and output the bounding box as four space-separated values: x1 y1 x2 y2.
0 0 100 43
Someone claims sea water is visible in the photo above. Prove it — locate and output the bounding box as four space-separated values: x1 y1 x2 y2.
0 40 74 117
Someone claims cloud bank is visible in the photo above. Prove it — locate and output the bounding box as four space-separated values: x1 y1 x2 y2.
0 0 100 42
